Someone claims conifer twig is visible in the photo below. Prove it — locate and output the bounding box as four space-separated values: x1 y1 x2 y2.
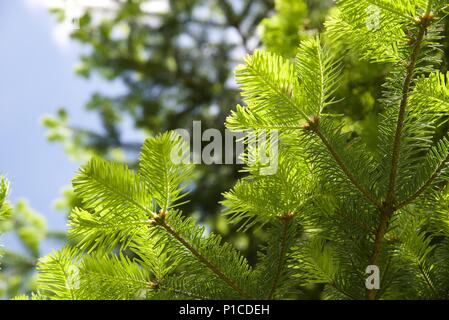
154 281 209 300
329 281 359 300
386 25 428 206
368 8 433 300
397 153 449 209
311 125 381 209
267 213 294 300
417 263 438 297
158 219 253 299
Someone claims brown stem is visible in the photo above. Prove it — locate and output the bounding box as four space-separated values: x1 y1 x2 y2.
368 12 432 300
366 208 392 300
329 281 359 300
386 23 428 205
417 263 438 297
397 153 449 209
312 126 381 209
159 220 253 299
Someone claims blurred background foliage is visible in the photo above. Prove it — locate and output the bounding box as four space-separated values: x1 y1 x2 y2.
1 0 448 299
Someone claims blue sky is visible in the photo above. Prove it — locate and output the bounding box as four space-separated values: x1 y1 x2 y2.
0 0 126 253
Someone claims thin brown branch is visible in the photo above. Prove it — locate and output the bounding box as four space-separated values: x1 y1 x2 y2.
329 281 359 300
312 125 381 209
366 208 391 300
158 219 253 299
386 26 427 205
397 153 449 209
417 263 438 297
368 9 433 300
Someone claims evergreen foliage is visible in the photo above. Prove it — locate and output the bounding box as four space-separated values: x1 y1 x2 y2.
0 191 61 298
0 176 11 278
27 0 449 300
0 177 10 220
36 132 260 299
228 0 449 299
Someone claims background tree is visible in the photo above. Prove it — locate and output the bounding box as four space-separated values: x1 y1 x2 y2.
0 193 68 298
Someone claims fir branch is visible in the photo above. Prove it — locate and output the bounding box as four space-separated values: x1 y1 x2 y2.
235 50 308 123
386 23 428 206
367 209 390 300
36 247 81 300
369 8 433 300
77 253 155 300
328 281 359 300
139 132 194 211
296 37 341 115
336 211 374 234
417 262 438 297
397 152 449 209
155 281 209 300
81 268 154 295
363 0 417 21
157 219 254 299
311 124 381 209
267 214 294 300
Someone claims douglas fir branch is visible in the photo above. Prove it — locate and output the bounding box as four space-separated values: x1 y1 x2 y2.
3 0 449 300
